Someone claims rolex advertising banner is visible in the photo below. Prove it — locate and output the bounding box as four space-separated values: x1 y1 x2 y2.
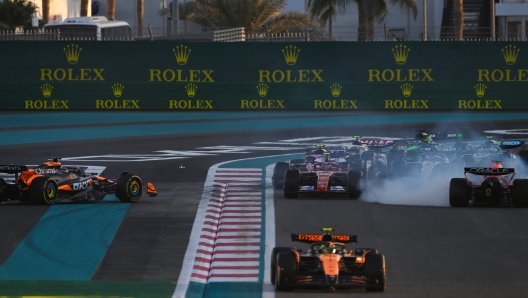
0 41 526 111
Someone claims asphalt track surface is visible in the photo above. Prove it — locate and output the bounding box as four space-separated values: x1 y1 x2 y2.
1 111 528 297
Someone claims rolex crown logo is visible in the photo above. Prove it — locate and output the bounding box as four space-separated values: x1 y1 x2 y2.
256 83 269 97
173 45 191 65
185 83 198 97
330 83 342 97
400 83 413 97
392 44 410 65
474 83 486 97
63 43 82 64
502 45 520 65
282 45 300 66
112 83 124 97
41 84 53 98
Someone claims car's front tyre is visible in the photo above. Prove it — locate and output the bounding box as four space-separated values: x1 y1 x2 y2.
116 173 143 203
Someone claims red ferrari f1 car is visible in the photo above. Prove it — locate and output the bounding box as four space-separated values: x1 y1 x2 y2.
0 157 157 205
283 156 363 198
271 228 386 292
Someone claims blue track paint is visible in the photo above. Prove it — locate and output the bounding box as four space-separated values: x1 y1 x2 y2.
0 195 128 281
2 112 528 146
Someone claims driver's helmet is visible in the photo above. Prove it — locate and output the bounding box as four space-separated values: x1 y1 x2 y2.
323 152 331 162
487 163 503 178
320 242 335 254
320 244 328 254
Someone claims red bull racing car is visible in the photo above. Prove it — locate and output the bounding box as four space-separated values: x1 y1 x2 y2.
0 157 157 205
271 228 386 292
449 162 528 207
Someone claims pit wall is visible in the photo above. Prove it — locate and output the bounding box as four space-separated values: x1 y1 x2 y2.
1 41 525 111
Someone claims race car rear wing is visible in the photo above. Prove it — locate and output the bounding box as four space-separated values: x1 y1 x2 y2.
360 138 395 148
464 167 514 175
291 233 358 244
429 133 462 141
499 139 525 150
0 165 28 173
0 164 105 176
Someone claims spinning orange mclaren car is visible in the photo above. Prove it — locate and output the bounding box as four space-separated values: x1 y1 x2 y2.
271 228 386 292
0 157 157 205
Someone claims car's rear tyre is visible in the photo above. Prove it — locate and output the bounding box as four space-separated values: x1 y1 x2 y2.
347 169 363 198
449 178 470 207
273 162 289 189
361 151 376 162
390 160 406 178
0 178 7 203
283 170 299 198
270 247 294 285
512 179 528 208
116 173 143 203
365 253 386 292
275 251 296 291
519 151 528 174
29 176 58 205
387 149 405 171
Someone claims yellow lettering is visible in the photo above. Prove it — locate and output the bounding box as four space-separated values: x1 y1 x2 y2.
149 69 162 81
40 69 52 81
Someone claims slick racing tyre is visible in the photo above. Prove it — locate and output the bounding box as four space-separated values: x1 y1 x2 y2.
275 251 297 291
390 160 406 178
29 176 58 205
365 253 386 292
518 151 528 174
449 178 470 207
512 179 528 208
273 162 289 189
387 149 405 171
347 169 363 198
0 178 7 203
116 174 143 203
270 247 294 285
283 170 299 198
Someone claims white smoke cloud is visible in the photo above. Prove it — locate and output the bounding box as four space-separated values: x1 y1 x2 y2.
360 174 452 207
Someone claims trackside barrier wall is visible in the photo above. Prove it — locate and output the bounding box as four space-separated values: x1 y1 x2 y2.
1 41 527 111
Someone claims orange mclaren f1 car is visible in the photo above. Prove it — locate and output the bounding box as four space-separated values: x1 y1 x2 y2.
271 228 386 292
0 157 157 205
